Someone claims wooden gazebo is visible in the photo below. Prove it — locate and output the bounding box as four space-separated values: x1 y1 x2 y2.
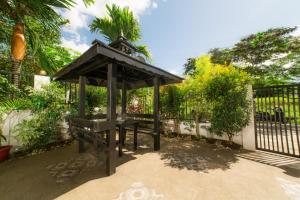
53 37 183 175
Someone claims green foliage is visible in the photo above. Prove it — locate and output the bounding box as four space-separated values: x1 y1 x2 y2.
135 45 152 60
89 4 151 59
160 85 184 135
183 58 197 76
90 4 141 42
233 27 296 65
0 0 87 78
203 67 251 142
209 27 300 85
86 86 107 113
1 82 67 149
209 48 233 66
0 74 19 101
161 85 183 118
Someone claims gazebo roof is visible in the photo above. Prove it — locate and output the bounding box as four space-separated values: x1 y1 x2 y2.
53 39 184 89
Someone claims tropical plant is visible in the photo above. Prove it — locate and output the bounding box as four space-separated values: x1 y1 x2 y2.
90 4 151 59
0 74 20 101
0 0 94 88
203 67 251 144
0 82 67 149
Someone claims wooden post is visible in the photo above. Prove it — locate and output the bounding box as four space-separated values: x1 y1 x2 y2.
106 63 117 175
121 80 127 146
153 76 160 151
121 80 127 116
78 76 86 153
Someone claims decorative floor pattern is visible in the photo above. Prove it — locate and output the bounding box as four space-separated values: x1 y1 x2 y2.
46 153 103 183
115 182 164 200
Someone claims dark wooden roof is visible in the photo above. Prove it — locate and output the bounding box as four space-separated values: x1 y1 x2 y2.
53 40 184 89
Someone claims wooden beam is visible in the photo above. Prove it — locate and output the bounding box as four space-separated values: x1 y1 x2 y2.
153 76 160 151
106 63 117 175
77 57 109 75
78 76 86 153
54 45 98 80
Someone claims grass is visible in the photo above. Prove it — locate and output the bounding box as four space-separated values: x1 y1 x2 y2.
255 95 300 124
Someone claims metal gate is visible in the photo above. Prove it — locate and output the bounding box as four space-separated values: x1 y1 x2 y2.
253 84 300 158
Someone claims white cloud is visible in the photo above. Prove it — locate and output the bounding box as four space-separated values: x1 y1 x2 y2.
152 2 158 8
61 38 89 53
58 0 157 53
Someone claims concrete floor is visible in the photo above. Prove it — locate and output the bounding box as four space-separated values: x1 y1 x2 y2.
0 135 300 200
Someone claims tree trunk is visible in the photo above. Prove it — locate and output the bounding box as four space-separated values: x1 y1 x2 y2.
174 118 181 137
227 134 233 145
195 112 200 137
10 23 26 89
11 60 21 89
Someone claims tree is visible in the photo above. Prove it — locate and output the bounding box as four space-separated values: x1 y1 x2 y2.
0 0 94 88
209 27 300 85
90 4 151 59
209 48 232 66
0 17 79 95
183 58 196 76
203 67 251 144
182 55 218 136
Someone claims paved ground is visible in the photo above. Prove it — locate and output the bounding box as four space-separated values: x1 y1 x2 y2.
0 134 300 200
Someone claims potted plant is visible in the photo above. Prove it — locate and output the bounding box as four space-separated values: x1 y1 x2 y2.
0 129 12 162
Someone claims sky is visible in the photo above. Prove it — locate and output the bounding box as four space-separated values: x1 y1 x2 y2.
59 0 300 76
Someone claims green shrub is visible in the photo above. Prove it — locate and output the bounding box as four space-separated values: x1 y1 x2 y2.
9 82 67 149
204 67 251 143
86 86 107 113
0 74 20 101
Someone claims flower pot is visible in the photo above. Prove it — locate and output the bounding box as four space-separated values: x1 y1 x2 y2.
0 145 12 162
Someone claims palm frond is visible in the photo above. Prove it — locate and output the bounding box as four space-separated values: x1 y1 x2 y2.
135 45 152 60
89 4 141 43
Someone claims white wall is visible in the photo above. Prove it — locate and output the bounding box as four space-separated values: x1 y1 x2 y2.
1 110 32 148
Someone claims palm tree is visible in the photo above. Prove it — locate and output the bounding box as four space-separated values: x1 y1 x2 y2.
89 4 151 59
0 0 94 88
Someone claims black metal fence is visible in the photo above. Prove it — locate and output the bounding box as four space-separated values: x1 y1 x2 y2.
127 94 209 122
253 84 300 158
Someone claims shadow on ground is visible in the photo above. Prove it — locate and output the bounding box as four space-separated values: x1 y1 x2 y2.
0 134 271 200
237 150 300 178
159 137 240 173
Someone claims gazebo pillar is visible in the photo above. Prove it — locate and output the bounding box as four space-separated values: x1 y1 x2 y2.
153 76 160 151
106 63 117 175
121 80 127 147
121 80 127 116
78 75 86 153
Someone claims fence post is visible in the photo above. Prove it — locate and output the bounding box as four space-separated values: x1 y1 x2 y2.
242 85 256 150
